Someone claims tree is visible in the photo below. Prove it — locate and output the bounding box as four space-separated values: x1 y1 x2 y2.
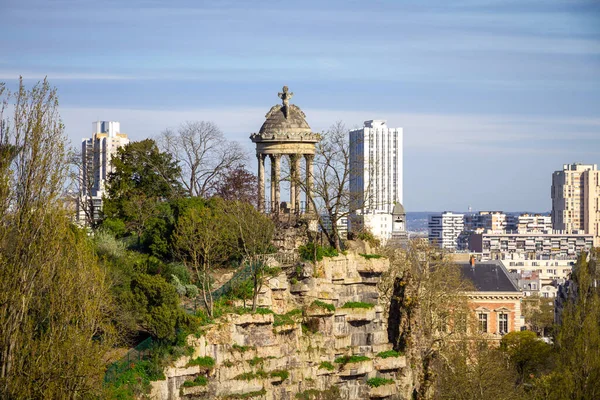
522 294 555 336
501 331 552 384
0 78 115 398
212 164 258 206
298 121 351 250
172 201 234 317
528 249 600 400
103 139 182 243
435 340 523 400
158 121 247 197
382 240 473 399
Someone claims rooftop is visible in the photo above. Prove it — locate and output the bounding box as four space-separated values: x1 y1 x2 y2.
458 261 519 292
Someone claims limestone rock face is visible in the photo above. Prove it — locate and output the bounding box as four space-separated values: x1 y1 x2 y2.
150 251 410 400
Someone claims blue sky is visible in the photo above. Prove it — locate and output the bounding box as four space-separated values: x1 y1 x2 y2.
1 0 599 211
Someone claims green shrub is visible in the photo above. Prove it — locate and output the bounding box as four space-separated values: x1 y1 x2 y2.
356 230 381 248
318 361 335 371
367 377 394 387
270 369 289 380
187 356 215 368
234 370 268 381
248 357 264 366
232 344 255 353
377 350 402 358
359 253 383 259
334 355 370 364
223 360 234 367
340 301 374 309
311 300 335 312
298 243 339 262
295 386 340 400
182 375 208 387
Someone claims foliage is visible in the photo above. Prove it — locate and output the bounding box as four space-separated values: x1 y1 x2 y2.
298 242 339 262
500 331 552 384
377 350 402 358
248 357 265 366
522 294 555 337
359 253 383 259
212 164 257 206
273 309 302 327
435 340 522 400
302 318 320 335
311 300 336 312
318 361 335 371
367 377 394 387
104 359 166 399
234 370 268 380
0 78 116 399
270 369 289 380
232 344 255 353
182 375 208 387
356 230 381 248
295 386 340 400
340 301 374 309
334 355 370 364
380 241 474 399
526 250 600 400
186 356 215 368
103 139 183 243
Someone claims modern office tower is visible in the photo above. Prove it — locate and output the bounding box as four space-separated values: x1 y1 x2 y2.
78 121 129 224
506 214 552 234
551 163 600 246
428 212 465 250
465 211 507 233
349 120 404 242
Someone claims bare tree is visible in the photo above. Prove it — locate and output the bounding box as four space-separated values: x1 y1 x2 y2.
158 121 247 197
298 121 370 250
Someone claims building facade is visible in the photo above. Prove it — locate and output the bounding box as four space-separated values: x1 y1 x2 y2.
349 120 404 242
459 261 524 339
78 121 129 224
465 211 507 234
469 231 594 260
552 163 600 246
428 212 465 250
500 257 574 298
507 214 552 234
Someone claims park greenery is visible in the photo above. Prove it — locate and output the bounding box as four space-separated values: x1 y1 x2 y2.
2 78 600 400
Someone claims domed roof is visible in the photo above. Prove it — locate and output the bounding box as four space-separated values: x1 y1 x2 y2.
259 103 312 135
393 202 405 215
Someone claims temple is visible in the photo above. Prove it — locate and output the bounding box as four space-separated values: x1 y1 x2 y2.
250 86 321 215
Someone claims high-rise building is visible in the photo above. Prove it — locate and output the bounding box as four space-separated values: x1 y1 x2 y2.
349 120 404 242
428 212 465 250
78 121 129 224
551 163 600 246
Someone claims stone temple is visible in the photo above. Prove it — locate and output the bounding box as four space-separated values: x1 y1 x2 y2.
250 86 321 215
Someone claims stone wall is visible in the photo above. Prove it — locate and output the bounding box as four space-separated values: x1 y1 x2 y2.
149 250 410 400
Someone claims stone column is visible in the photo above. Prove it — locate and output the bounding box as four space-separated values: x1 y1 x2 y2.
289 154 297 212
270 154 281 213
257 154 265 212
293 154 301 213
305 154 314 213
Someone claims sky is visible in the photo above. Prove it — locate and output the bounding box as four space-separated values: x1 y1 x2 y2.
1 0 599 212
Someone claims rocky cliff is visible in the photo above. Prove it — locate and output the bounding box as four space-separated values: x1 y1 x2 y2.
150 249 409 400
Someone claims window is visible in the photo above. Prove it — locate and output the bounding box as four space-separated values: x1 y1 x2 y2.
478 313 488 333
498 313 508 334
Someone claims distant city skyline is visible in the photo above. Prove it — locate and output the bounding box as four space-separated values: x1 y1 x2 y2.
2 0 599 211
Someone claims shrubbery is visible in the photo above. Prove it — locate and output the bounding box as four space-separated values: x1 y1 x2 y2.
298 243 339 262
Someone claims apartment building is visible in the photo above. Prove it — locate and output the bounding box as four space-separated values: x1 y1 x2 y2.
552 163 600 246
428 212 465 250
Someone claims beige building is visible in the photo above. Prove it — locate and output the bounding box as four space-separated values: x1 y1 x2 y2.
552 163 600 247
78 121 129 224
